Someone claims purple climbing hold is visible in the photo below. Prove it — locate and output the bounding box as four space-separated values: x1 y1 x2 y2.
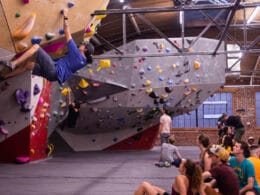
33 84 40 95
15 88 30 105
15 89 26 104
67 2 75 8
22 0 29 4
20 103 31 113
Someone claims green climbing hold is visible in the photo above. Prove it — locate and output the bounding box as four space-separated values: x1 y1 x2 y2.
15 13 21 18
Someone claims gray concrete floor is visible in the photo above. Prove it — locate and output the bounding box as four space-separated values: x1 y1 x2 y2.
0 146 199 195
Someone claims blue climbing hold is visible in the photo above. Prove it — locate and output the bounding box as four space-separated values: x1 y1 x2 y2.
31 37 43 44
67 2 75 8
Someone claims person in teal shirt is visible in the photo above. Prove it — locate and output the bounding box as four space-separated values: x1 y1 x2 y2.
230 140 260 195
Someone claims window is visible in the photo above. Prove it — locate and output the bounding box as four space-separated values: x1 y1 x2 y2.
173 92 232 128
256 92 260 127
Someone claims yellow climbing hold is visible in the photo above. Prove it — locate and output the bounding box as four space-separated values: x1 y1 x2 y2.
172 64 177 69
146 88 153 94
97 59 111 71
95 6 107 20
61 87 70 96
145 80 151 86
194 61 200 70
79 79 89 88
84 25 96 38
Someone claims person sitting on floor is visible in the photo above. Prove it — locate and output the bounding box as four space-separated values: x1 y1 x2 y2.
134 159 206 195
230 141 260 195
0 8 94 84
155 135 182 167
196 134 212 172
203 144 239 195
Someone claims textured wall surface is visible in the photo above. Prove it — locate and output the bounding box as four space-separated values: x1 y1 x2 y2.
54 37 227 151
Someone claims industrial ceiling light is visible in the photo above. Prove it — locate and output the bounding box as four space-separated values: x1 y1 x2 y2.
247 6 259 24
119 0 124 3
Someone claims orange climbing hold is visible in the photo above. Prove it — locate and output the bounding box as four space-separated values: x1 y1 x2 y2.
12 13 37 41
194 61 200 70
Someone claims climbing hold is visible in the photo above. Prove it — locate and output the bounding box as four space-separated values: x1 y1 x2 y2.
33 84 40 95
60 102 67 108
131 83 136 88
146 88 153 94
194 60 200 70
67 2 75 8
149 91 159 99
92 82 101 87
167 79 173 85
15 13 21 18
191 87 197 92
136 108 143 113
147 66 152 71
142 46 148 52
31 36 43 44
183 79 189 84
139 69 145 75
78 79 89 88
97 59 111 71
0 127 8 139
58 28 64 35
159 43 164 49
84 25 95 38
30 148 35 155
13 13 36 41
158 76 164 81
95 6 107 20
22 0 29 4
165 87 173 93
15 88 30 105
38 97 44 104
165 48 171 53
113 137 118 142
145 80 151 86
172 64 177 69
133 64 138 69
16 156 30 164
158 69 163 74
45 32 55 40
61 87 70 96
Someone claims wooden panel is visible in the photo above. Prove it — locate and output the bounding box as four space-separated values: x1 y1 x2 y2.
0 0 109 52
0 3 15 52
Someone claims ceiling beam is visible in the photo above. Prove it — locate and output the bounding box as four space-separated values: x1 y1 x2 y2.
213 0 241 55
92 2 260 15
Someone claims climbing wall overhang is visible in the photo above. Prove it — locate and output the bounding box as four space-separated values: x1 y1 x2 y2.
0 73 52 163
53 37 226 151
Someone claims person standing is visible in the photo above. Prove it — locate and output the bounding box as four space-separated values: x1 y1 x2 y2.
230 141 260 195
222 114 245 141
158 107 172 144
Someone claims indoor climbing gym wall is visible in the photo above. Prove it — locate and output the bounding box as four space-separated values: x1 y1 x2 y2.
0 0 109 162
53 37 226 151
0 0 109 53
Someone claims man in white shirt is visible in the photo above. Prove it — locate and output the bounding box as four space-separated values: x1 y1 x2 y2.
159 107 172 144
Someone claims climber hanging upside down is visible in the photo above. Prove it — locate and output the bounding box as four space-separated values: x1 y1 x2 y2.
0 8 94 84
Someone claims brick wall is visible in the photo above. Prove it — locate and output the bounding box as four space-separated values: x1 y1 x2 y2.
156 87 260 146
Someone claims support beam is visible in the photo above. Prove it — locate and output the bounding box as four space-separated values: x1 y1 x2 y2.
135 13 182 52
213 0 242 55
92 2 260 15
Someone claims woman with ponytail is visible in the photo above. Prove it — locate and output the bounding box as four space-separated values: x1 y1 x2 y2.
134 159 206 195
